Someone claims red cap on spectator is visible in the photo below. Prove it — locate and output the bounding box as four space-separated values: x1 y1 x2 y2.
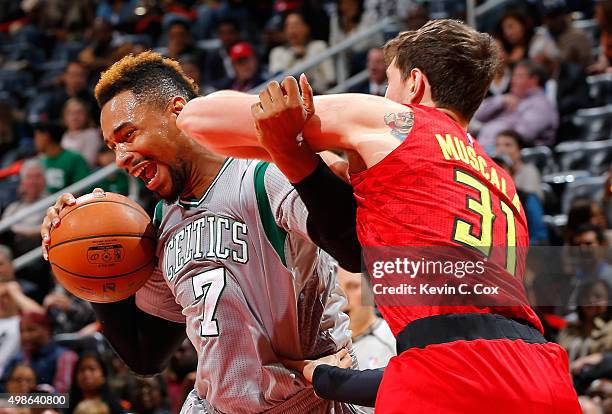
229 42 255 61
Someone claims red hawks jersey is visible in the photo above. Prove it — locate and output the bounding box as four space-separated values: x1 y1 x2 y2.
351 104 542 336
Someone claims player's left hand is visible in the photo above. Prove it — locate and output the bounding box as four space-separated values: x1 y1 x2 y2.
251 74 319 183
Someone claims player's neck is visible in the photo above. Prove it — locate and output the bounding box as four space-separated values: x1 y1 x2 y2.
179 137 227 200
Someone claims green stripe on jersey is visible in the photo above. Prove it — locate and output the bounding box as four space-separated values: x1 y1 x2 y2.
153 201 164 228
253 161 287 266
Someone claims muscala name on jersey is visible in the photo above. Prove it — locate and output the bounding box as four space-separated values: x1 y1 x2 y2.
434 133 521 213
163 214 249 281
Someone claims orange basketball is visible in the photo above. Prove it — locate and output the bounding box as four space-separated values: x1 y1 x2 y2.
48 192 156 303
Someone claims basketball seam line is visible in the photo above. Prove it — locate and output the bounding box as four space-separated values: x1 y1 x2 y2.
48 233 156 252
50 257 157 279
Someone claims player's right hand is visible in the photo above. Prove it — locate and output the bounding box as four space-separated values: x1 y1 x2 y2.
41 188 104 260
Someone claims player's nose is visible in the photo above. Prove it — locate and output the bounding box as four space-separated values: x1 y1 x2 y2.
114 143 136 170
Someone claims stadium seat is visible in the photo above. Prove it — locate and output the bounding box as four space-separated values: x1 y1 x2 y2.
541 182 560 215
555 139 612 175
561 175 607 214
571 105 612 141
54 332 109 355
542 170 592 216
0 69 33 94
542 214 567 246
520 146 557 175
50 40 87 63
587 73 612 106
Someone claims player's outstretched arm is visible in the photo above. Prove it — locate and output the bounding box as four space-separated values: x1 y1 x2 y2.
252 77 361 271
176 76 406 165
284 349 383 407
41 190 187 375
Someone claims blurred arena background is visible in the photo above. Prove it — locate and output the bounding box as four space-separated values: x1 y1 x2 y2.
0 0 611 412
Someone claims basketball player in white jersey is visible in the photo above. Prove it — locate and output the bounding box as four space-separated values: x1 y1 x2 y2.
40 52 364 414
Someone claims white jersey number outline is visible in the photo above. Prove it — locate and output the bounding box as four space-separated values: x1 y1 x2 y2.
191 267 226 337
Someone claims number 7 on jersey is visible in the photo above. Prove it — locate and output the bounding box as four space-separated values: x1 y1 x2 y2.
192 268 227 337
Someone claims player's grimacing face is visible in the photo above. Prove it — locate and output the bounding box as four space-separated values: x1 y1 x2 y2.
101 91 186 201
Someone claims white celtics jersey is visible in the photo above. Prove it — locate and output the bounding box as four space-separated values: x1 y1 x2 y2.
135 158 356 414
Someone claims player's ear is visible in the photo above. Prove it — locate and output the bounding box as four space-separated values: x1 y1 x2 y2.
169 96 187 116
407 68 426 105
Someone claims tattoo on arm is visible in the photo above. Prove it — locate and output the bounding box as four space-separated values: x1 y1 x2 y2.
384 111 414 141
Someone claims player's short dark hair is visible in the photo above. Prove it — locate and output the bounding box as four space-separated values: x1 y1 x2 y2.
33 121 65 144
384 19 499 121
94 51 199 109
496 130 525 148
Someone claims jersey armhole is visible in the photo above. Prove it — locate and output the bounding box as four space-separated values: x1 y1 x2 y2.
253 161 288 267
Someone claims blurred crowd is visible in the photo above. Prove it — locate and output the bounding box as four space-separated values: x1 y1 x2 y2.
1 0 612 413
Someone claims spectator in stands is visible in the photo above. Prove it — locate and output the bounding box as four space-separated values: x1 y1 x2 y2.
93 147 129 195
61 98 102 167
596 0 612 31
487 38 511 97
74 399 111 414
0 282 21 377
269 12 335 93
568 224 612 299
164 339 196 414
588 30 612 74
34 122 90 195
180 57 203 92
559 279 612 361
495 9 536 67
4 364 37 394
572 352 612 396
1 159 48 255
348 47 387 96
4 312 78 393
67 353 125 414
472 59 559 152
536 0 594 68
213 42 265 92
155 20 204 63
567 199 611 244
329 0 382 81
130 377 170 414
204 18 242 84
604 165 612 228
43 286 96 336
492 154 548 244
95 0 139 31
584 379 612 413
530 36 592 121
45 62 99 124
338 268 395 369
0 245 44 313
0 102 18 159
78 18 132 75
107 356 138 409
495 130 543 199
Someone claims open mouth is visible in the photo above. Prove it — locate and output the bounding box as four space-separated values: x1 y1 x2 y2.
131 161 159 189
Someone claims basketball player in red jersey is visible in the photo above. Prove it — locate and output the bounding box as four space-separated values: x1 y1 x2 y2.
177 19 581 413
